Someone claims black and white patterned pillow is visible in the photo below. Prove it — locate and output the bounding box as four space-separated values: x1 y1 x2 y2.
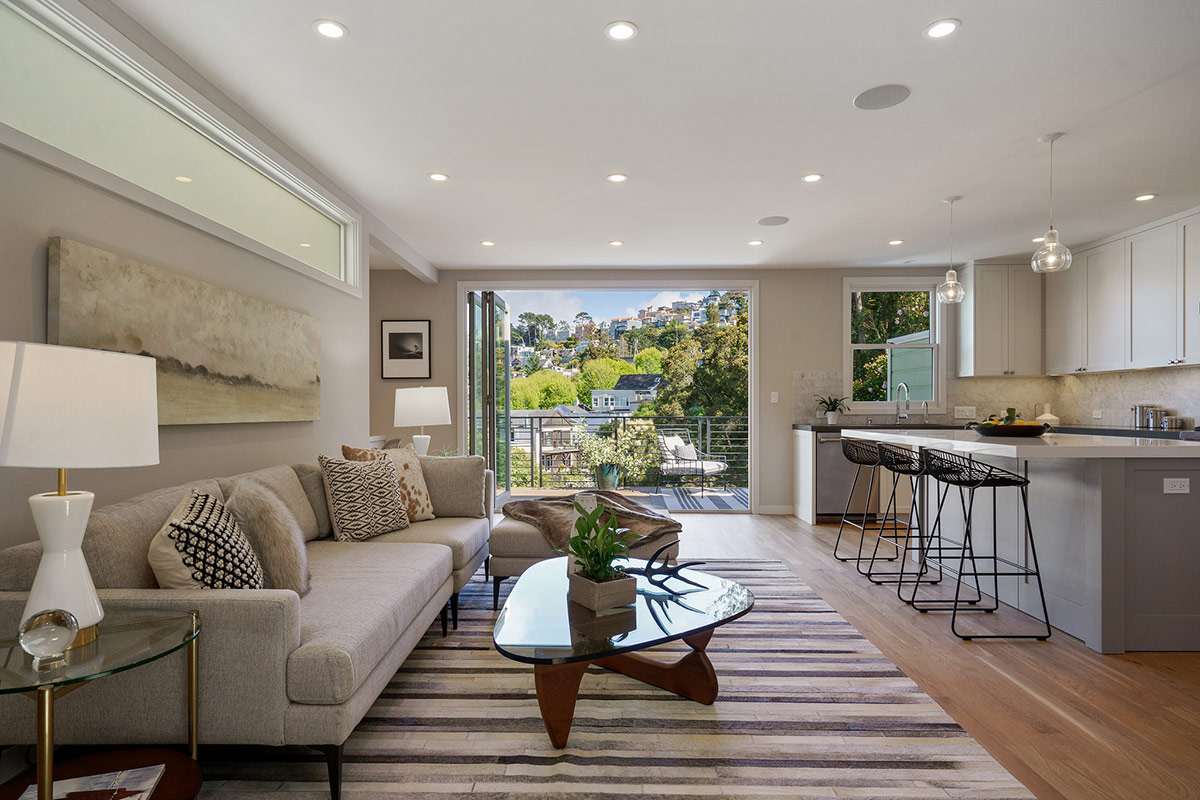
319 454 409 541
148 490 265 590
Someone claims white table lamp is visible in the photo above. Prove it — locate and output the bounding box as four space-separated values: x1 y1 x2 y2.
0 342 159 646
394 386 451 456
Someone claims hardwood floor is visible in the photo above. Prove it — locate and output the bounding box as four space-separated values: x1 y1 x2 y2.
676 512 1200 800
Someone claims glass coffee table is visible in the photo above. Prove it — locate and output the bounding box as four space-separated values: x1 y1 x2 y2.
493 557 753 747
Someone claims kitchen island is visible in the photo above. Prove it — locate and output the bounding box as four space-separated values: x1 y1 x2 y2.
840 429 1200 653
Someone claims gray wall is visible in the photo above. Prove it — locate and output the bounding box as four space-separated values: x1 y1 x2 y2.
0 146 370 549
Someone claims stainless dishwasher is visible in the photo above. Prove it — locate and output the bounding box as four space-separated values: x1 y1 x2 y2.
816 433 878 518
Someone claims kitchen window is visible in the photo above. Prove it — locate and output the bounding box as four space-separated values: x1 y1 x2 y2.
842 278 944 415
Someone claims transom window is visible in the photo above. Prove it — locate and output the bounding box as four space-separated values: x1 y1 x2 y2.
843 279 943 414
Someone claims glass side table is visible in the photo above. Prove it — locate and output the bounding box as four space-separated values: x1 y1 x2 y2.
0 612 201 800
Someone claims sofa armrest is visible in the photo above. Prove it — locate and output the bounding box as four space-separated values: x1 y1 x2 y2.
0 589 301 745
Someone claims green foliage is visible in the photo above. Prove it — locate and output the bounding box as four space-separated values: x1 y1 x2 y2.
572 423 656 474
511 369 578 409
558 500 638 582
576 357 635 405
848 290 931 401
632 346 664 375
652 318 748 416
516 312 555 348
852 351 888 401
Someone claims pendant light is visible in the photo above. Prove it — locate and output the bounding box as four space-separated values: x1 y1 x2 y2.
937 196 965 304
1031 132 1072 273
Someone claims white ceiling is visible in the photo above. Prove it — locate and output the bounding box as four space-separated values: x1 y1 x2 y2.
112 0 1200 271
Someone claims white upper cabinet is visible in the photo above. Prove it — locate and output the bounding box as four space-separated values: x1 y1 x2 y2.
1181 212 1200 365
1084 240 1129 372
958 263 1043 377
1045 258 1086 375
1127 222 1180 369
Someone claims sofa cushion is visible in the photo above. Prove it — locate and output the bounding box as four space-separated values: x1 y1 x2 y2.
148 490 266 590
319 455 409 541
287 540 452 705
291 462 332 540
418 455 486 518
218 465 319 543
0 478 225 591
371 517 489 571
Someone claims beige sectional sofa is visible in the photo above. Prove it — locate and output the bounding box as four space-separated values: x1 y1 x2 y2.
0 457 493 799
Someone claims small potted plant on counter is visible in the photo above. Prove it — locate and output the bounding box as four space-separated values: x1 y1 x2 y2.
561 499 639 611
815 395 850 425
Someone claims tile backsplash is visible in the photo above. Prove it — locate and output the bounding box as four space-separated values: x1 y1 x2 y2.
793 365 1200 428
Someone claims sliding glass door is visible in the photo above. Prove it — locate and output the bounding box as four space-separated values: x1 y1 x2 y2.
467 291 512 503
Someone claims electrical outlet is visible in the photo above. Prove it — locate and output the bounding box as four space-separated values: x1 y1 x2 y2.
1164 478 1191 495
1092 409 1104 420
770 392 779 404
954 406 976 419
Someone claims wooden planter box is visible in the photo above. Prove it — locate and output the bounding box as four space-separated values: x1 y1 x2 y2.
567 571 637 611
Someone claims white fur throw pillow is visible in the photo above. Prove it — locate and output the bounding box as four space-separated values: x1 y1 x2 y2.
225 483 311 595
148 490 265 590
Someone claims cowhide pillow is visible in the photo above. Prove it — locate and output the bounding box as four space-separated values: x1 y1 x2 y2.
341 444 435 522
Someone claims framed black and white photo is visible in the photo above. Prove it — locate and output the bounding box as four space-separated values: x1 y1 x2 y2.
381 320 431 379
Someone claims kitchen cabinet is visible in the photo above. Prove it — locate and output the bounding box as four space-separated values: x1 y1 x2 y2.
1085 240 1129 372
1128 223 1179 368
957 263 1043 377
1181 212 1200 365
1045 258 1086 375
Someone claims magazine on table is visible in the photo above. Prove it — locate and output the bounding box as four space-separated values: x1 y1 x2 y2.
17 764 165 800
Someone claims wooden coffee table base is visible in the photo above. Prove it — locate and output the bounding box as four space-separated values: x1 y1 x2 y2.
532 628 717 748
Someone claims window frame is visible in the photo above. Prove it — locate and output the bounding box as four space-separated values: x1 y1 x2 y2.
842 277 946 416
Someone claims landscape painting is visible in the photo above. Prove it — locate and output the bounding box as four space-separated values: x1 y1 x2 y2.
48 237 321 425
380 319 431 379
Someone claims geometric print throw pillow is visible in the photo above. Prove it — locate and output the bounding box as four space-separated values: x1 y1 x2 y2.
319 453 410 541
341 444 435 522
148 489 266 590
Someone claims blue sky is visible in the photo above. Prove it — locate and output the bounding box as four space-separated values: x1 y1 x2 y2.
502 290 709 326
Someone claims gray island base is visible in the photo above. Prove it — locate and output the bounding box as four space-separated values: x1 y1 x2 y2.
841 429 1200 653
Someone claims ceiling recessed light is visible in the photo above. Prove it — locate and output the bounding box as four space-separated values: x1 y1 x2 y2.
609 240 624 247
748 240 763 246
312 19 347 38
1135 193 1157 202
756 216 789 227
853 84 911 110
606 173 628 183
428 172 449 182
1032 236 1045 243
923 19 961 39
480 240 495 246
299 243 312 248
604 20 637 41
174 176 192 183
803 173 823 183
889 239 904 246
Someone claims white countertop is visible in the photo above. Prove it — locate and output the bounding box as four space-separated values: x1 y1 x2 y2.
841 428 1200 459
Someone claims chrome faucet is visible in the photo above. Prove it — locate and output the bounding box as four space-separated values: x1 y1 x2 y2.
896 382 910 424
922 400 929 425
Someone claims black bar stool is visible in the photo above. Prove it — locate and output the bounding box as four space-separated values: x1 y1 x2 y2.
862 443 932 587
832 438 893 566
907 448 1052 641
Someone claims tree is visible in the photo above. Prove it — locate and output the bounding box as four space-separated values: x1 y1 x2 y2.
633 346 664 375
651 318 748 416
581 328 618 362
517 312 555 349
849 290 930 400
576 357 635 406
511 369 578 409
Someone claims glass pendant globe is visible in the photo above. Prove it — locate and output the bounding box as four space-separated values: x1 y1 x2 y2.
1032 228 1072 273
937 269 965 304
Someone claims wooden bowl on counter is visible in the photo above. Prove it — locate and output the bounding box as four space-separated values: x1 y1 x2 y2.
969 423 1050 438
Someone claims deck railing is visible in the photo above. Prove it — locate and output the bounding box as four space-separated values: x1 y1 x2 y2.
500 413 749 491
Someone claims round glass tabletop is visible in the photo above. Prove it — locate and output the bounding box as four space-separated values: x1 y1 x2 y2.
0 612 199 694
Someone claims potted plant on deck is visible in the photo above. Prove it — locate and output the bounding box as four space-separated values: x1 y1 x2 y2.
561 499 639 611
571 424 653 491
814 395 850 425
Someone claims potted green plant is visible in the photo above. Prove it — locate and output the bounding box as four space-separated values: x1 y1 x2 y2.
815 395 850 424
571 424 653 491
560 499 639 611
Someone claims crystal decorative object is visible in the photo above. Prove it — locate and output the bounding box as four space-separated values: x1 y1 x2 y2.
1032 228 1073 273
937 269 966 304
18 609 78 669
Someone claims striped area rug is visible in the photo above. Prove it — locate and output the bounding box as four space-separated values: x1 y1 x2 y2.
202 560 1033 799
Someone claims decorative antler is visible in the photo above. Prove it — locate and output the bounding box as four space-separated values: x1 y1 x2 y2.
623 540 707 595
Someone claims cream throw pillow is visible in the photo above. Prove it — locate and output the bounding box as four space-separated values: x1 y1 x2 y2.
340 444 435 522
225 483 311 595
148 490 266 590
319 454 409 540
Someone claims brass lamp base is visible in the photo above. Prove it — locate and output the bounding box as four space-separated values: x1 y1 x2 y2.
69 623 98 649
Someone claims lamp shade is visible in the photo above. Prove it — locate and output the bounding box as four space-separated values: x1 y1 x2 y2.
0 342 159 468
394 386 451 428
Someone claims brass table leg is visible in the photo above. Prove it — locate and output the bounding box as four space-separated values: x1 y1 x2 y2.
188 610 199 761
36 685 53 800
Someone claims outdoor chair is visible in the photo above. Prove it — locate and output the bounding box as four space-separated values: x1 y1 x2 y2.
655 428 728 496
